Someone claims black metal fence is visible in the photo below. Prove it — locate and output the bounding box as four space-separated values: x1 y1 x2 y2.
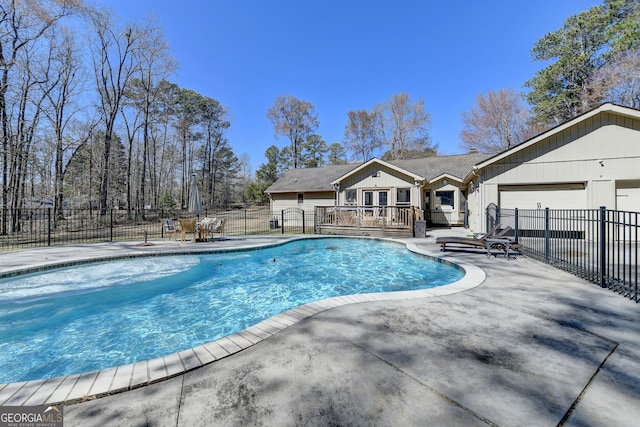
0 207 317 250
491 206 639 302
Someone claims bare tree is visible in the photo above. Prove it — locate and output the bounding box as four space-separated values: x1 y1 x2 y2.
174 88 202 208
461 88 534 154
198 95 230 208
85 6 146 215
131 16 176 217
152 80 180 205
119 79 144 214
0 0 77 233
344 109 379 162
267 95 318 169
375 93 432 160
40 27 95 221
583 48 640 109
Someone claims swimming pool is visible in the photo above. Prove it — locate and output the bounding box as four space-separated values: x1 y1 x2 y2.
0 237 464 384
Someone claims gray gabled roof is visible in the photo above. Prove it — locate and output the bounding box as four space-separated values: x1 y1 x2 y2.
387 153 491 182
265 152 491 194
265 163 360 193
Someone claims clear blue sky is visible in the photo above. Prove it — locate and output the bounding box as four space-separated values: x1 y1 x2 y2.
106 0 600 172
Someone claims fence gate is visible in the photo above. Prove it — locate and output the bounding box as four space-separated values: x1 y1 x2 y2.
281 207 307 234
486 203 498 231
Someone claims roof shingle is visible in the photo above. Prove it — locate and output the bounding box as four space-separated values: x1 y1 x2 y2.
265 153 491 193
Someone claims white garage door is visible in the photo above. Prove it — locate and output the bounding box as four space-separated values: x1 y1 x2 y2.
616 182 640 212
499 184 587 210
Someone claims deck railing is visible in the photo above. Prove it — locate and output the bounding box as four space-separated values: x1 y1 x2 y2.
314 205 421 235
492 206 639 302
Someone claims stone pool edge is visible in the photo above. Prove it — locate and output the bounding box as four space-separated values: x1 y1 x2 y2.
0 237 486 406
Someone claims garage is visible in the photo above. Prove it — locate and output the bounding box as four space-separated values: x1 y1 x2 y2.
499 183 587 210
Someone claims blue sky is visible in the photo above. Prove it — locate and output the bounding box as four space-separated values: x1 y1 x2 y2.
107 0 600 172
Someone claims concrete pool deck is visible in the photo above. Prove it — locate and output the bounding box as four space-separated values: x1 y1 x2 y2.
0 231 638 426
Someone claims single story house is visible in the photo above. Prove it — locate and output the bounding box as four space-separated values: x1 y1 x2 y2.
265 152 490 229
266 103 640 233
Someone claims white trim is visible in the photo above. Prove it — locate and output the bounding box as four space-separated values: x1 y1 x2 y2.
429 173 463 185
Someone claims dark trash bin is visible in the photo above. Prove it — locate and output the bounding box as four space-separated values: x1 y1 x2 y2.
270 218 279 229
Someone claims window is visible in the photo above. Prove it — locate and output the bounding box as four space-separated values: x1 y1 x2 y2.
364 191 373 206
345 189 357 205
435 190 454 210
396 188 410 205
378 191 388 206
297 193 304 204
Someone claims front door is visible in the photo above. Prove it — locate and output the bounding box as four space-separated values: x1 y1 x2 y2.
364 190 388 222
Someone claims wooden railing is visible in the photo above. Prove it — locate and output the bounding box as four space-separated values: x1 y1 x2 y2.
315 206 423 234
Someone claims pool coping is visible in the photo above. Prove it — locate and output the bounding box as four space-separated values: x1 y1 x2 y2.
0 237 486 406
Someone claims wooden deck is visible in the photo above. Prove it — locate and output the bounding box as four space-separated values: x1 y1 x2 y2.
314 206 422 238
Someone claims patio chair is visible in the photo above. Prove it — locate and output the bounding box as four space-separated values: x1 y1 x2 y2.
435 225 512 252
207 218 226 240
162 218 179 241
177 218 197 242
197 217 216 241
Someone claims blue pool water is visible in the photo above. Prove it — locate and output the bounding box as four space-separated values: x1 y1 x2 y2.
0 238 463 384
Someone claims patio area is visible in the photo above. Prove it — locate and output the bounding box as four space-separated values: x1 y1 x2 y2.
0 230 638 426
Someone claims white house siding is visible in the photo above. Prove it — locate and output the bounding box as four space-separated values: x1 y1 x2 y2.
426 178 467 226
471 110 640 232
270 191 335 226
337 164 420 207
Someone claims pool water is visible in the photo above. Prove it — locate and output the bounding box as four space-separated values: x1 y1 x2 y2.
0 238 463 383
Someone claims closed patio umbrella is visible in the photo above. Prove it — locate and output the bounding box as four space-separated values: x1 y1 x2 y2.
188 173 203 216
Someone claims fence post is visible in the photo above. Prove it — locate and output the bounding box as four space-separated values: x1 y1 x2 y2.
281 209 285 234
244 210 247 235
110 209 114 242
599 206 607 288
302 210 305 234
544 207 550 263
514 208 519 243
47 208 52 246
160 209 164 238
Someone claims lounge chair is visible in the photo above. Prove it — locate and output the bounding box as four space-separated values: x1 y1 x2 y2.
177 218 197 242
435 225 513 252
